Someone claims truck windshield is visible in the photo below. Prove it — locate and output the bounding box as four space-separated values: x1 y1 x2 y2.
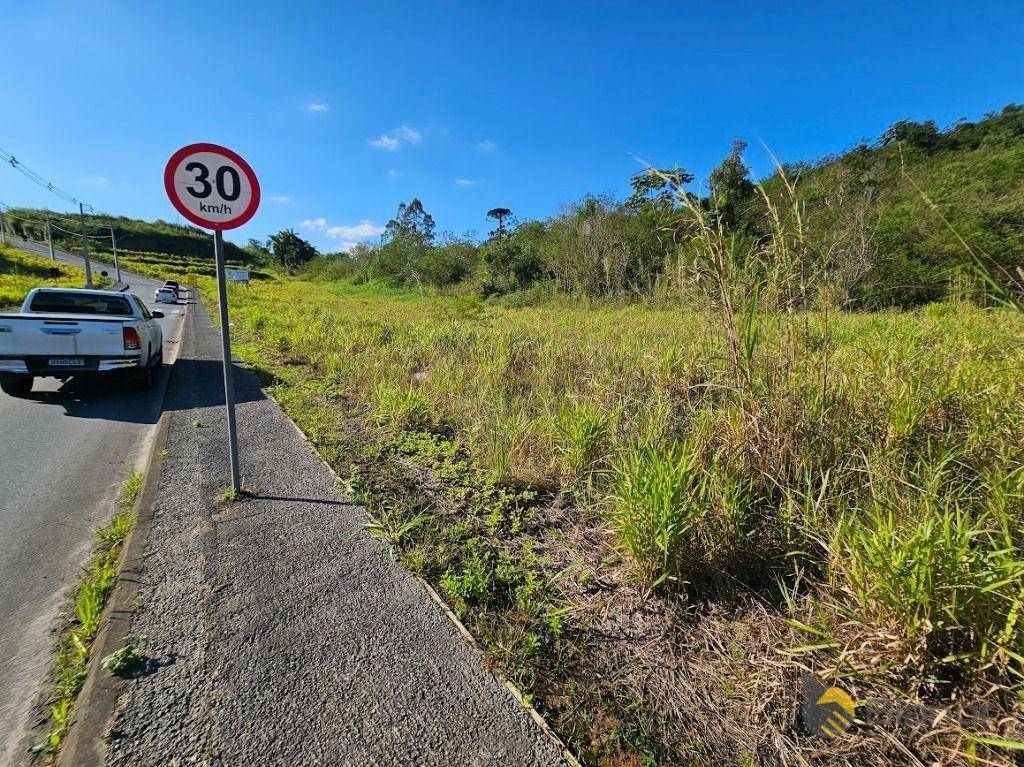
29 292 133 316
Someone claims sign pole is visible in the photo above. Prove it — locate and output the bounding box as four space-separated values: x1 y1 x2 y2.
213 229 242 493
165 142 259 495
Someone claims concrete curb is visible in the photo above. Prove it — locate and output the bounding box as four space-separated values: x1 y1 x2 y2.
262 382 583 767
56 304 192 767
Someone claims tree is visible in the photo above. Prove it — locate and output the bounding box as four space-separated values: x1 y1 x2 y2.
384 198 435 244
481 220 545 294
708 140 757 231
372 199 438 286
880 119 939 150
267 229 318 269
244 237 272 263
486 207 512 236
627 167 694 209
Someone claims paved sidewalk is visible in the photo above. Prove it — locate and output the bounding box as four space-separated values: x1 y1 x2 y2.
104 302 565 766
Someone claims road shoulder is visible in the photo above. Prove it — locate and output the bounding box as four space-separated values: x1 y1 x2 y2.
79 300 566 766
51 302 192 767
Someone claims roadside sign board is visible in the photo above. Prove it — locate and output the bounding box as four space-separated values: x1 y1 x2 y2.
225 268 250 284
164 142 260 494
164 143 260 231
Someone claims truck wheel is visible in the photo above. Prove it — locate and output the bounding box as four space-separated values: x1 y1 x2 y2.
133 363 154 391
0 374 34 398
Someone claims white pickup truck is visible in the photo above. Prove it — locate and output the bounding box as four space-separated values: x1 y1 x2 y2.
0 287 165 397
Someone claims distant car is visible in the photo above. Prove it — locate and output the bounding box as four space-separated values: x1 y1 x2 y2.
0 287 164 396
155 287 178 303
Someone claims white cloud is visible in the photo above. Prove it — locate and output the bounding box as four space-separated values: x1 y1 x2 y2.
300 218 384 250
369 133 399 151
268 195 292 204
454 178 478 187
326 220 385 240
398 125 422 144
307 102 329 112
369 125 422 150
475 140 496 153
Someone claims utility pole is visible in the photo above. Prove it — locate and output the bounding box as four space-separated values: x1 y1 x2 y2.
109 225 121 283
0 210 7 245
213 230 241 493
46 213 55 260
79 202 93 288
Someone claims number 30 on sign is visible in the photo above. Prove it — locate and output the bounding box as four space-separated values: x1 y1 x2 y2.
163 143 260 231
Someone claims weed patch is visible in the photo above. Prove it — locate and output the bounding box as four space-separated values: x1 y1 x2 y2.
40 469 141 756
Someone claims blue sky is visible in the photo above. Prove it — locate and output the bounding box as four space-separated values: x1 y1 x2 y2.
1 1 1021 251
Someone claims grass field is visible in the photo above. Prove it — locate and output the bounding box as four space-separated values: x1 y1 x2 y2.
0 244 88 308
200 273 1024 766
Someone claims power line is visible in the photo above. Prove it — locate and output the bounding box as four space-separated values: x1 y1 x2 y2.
0 146 91 211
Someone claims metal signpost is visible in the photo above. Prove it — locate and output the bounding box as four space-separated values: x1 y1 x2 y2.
163 143 261 494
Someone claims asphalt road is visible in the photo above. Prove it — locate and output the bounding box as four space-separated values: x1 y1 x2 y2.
0 237 187 763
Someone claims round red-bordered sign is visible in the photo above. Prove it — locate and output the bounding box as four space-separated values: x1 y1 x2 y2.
164 143 260 230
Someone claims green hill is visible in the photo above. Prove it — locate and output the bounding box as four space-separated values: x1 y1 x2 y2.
765 104 1024 306
2 208 255 264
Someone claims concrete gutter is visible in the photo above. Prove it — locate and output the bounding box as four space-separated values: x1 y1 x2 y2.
56 305 192 767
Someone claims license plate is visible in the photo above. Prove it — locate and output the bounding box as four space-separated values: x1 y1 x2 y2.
48 357 85 367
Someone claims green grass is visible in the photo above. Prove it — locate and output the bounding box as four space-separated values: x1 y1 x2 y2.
182 208 1024 763
325 279 424 302
0 244 88 308
203 269 1022 759
609 440 713 587
43 469 142 754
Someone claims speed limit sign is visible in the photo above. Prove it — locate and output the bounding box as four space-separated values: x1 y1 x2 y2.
164 142 260 230
164 141 261 494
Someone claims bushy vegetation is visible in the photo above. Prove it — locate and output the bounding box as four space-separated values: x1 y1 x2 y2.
305 105 1024 309
209 232 1023 764
768 103 1024 306
22 102 1019 764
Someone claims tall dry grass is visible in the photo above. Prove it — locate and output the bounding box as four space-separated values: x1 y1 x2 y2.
209 173 1023 741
